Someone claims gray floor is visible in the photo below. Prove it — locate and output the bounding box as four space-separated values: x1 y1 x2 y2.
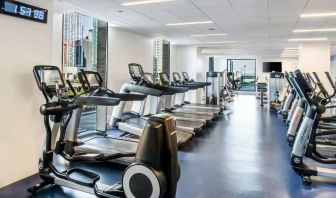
1 95 336 197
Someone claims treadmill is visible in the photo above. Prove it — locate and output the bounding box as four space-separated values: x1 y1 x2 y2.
172 72 222 116
181 71 224 110
143 72 205 133
33 66 146 165
78 68 198 135
159 72 214 123
107 63 194 147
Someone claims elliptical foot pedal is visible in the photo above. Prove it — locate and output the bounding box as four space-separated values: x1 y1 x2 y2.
302 175 312 185
66 168 100 187
27 181 50 194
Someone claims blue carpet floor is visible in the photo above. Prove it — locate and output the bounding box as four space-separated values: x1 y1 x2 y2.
1 95 336 197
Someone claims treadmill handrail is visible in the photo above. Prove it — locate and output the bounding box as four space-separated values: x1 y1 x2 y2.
77 70 148 101
77 95 120 106
120 83 163 96
143 72 189 95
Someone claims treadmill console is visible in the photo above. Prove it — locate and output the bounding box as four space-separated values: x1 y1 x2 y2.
182 72 189 81
78 70 103 90
172 72 182 83
159 72 170 85
85 73 101 87
144 72 154 84
129 63 144 82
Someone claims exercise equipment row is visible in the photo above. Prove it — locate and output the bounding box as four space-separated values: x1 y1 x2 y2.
28 63 229 197
277 70 336 185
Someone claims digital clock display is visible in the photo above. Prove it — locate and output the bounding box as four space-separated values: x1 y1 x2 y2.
0 0 48 23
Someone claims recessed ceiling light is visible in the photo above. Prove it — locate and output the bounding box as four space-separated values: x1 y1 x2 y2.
191 33 227 37
201 48 244 54
288 38 328 42
293 28 336 33
205 41 236 44
122 0 174 6
166 21 213 26
301 12 336 18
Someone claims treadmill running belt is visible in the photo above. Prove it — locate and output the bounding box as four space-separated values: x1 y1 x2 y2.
125 117 147 128
172 112 213 121
177 107 220 115
175 130 193 147
176 120 203 131
83 137 138 153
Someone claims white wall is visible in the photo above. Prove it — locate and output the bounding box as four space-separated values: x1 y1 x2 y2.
201 55 298 82
171 45 299 102
0 0 54 187
299 43 331 93
107 28 154 114
0 0 154 187
171 46 203 103
51 12 63 66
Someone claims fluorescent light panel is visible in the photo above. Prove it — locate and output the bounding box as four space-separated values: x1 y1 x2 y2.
282 47 299 57
281 54 298 57
205 41 236 44
191 33 227 37
282 52 298 54
166 21 213 26
284 47 299 52
284 47 298 50
301 12 336 18
288 38 328 42
293 28 336 33
122 0 174 6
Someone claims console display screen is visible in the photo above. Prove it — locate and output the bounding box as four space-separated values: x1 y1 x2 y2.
160 73 169 84
173 73 180 81
0 0 48 23
86 73 100 87
131 65 143 78
144 73 153 83
38 70 63 87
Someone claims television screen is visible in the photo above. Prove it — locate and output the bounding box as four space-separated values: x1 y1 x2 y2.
263 62 282 72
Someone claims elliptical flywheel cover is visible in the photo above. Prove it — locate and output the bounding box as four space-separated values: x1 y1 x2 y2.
123 164 166 198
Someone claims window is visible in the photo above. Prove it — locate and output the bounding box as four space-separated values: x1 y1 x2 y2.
227 59 257 91
153 38 170 82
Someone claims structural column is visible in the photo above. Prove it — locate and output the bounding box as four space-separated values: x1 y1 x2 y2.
299 42 331 92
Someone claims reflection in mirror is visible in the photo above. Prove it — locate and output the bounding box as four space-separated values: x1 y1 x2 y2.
62 12 107 87
62 12 108 131
39 70 63 87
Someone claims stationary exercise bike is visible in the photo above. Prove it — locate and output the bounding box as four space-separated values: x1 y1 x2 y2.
28 65 180 198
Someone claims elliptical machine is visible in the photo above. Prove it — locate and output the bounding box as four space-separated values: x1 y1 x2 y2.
290 69 336 185
28 65 180 198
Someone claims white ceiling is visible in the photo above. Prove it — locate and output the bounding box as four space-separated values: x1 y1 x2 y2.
60 0 336 57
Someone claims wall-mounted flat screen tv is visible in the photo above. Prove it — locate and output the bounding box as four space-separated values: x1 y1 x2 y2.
263 62 282 72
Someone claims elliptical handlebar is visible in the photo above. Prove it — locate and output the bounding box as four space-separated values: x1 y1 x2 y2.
312 72 321 82
325 72 336 90
323 72 336 101
306 73 317 92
